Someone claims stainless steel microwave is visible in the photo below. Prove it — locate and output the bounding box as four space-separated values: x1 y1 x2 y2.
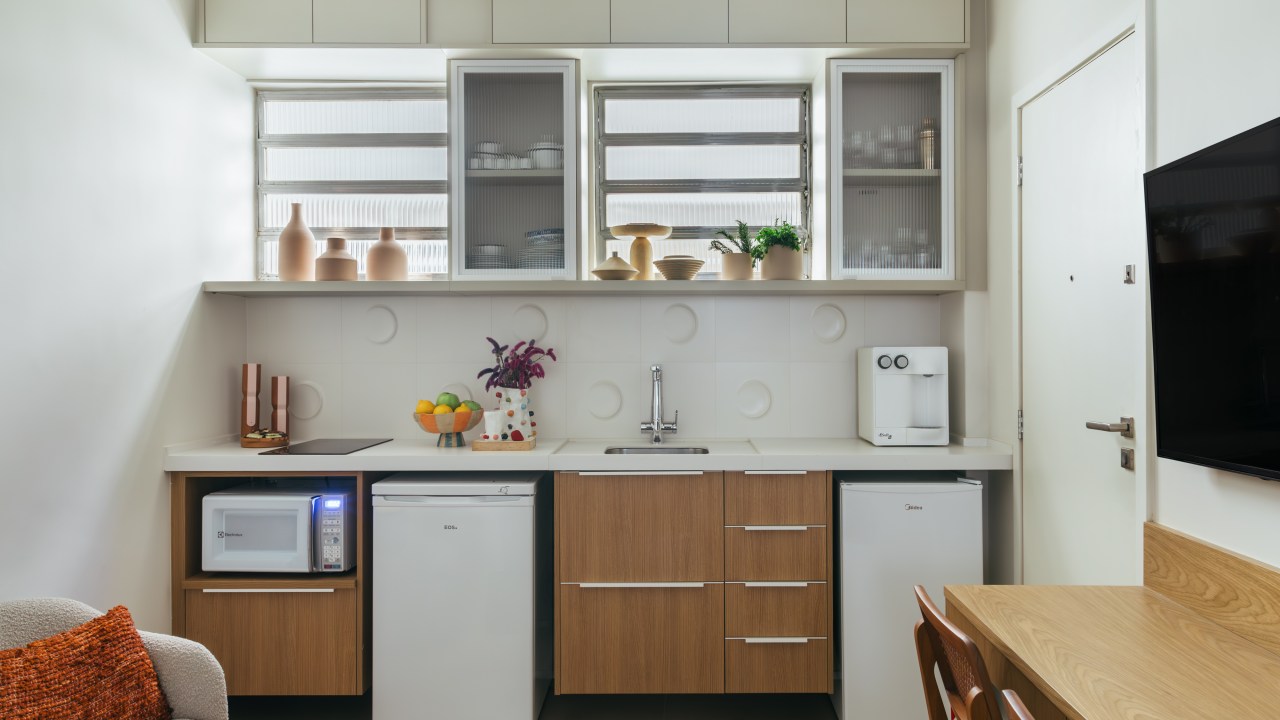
201 485 355 573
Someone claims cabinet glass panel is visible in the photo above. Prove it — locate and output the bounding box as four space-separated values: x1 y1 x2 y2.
830 60 954 280
451 60 577 280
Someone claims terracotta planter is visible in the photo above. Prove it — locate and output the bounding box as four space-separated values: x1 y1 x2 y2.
761 246 804 280
277 202 316 281
720 253 754 280
315 237 357 281
365 227 408 280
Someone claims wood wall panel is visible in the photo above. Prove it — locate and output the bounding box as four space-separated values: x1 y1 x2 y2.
1144 521 1280 657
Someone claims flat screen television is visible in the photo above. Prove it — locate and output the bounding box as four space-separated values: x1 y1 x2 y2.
1145 115 1280 482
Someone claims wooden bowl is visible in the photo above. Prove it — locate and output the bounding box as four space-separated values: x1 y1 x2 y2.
654 257 705 280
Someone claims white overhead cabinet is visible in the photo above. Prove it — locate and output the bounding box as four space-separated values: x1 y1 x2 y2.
202 0 423 44
450 59 579 280
847 0 966 44
491 0 610 44
611 0 728 44
829 59 955 280
728 0 845 44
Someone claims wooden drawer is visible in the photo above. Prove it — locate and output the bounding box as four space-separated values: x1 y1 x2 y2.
185 588 358 695
559 582 724 694
725 471 827 526
725 638 829 693
725 582 827 637
557 472 723 582
725 526 826 581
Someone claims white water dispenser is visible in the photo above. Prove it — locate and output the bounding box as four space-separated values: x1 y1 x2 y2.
857 346 949 446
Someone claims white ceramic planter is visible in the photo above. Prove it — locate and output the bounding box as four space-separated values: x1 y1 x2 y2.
760 246 803 280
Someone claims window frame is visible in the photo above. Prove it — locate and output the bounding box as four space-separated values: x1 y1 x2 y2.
254 87 449 279
593 83 811 267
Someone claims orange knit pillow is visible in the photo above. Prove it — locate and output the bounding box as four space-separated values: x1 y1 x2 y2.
0 605 172 720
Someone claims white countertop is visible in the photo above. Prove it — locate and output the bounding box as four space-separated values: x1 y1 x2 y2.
164 437 1013 473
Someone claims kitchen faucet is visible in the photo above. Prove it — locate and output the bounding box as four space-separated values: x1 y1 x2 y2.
640 364 678 444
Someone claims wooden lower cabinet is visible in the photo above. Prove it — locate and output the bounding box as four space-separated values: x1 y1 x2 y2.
725 526 827 581
184 588 359 695
725 638 829 693
558 583 724 694
725 582 827 637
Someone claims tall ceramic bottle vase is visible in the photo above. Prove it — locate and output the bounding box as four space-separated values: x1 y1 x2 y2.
366 227 408 280
240 363 261 437
278 203 316 281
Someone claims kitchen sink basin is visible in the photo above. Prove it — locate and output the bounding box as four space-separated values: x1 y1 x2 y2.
603 446 710 454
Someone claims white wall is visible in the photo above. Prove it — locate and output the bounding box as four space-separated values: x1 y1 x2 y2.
0 0 253 631
1146 0 1280 567
245 294 942 441
988 0 1280 569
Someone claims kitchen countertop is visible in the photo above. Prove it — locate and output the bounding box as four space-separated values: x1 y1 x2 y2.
164 437 1013 473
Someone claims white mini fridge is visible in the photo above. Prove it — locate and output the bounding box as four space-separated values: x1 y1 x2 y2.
836 475 984 720
372 472 546 720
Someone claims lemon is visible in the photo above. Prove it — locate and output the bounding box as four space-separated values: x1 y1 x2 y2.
432 404 453 415
415 399 435 414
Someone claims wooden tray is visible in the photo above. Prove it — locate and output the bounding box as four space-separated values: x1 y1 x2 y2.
471 438 536 452
240 435 288 449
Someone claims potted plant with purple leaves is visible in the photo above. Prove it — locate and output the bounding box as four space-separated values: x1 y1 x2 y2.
477 337 557 443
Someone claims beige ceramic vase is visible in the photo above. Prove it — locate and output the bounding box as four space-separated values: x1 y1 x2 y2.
761 246 804 280
315 237 358 281
720 253 754 280
277 203 316 281
366 227 408 280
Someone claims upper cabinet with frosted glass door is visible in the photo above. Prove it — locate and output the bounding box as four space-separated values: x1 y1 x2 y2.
829 60 955 280
450 59 578 280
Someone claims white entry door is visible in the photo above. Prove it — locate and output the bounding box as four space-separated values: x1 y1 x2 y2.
1019 31 1146 585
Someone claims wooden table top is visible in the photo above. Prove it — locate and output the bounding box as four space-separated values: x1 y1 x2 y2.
945 584 1280 720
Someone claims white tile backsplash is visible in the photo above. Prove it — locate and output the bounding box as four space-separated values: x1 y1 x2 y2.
242 293 940 439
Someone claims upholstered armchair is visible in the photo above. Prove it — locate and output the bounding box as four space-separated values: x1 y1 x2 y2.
0 597 228 720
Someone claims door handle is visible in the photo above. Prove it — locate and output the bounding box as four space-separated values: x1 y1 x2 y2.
1085 417 1134 439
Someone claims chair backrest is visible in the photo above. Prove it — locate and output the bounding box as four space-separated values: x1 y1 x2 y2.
1002 689 1036 719
913 585 1002 720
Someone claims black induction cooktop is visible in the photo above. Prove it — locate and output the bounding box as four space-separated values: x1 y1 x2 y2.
260 438 392 455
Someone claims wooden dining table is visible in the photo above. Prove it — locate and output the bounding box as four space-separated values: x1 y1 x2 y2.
945 583 1280 720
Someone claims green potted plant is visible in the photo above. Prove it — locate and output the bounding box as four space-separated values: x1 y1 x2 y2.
709 220 758 280
756 219 806 280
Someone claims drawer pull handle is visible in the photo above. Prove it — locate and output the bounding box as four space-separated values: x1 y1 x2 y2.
743 637 811 644
201 588 335 594
742 525 811 532
576 582 706 589
743 582 811 588
577 471 704 476
743 470 808 475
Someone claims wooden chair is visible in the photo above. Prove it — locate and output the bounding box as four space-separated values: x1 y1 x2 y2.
1002 689 1035 719
913 585 1002 720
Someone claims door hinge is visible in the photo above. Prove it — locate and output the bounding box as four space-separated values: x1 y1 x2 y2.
1018 156 1024 187
1017 409 1024 440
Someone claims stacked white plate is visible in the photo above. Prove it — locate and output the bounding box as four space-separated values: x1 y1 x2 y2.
517 242 564 269
467 243 512 269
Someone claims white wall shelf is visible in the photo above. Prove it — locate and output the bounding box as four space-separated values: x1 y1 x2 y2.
843 169 941 186
203 279 965 297
465 169 565 185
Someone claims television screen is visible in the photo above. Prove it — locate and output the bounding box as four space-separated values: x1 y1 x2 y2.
1145 115 1280 482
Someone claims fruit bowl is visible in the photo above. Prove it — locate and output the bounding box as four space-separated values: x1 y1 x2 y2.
413 409 484 447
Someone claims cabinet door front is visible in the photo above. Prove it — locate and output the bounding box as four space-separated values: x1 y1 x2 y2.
558 472 723 582
559 583 724 693
726 638 828 693
612 0 728 43
725 582 826 637
725 526 826 581
726 471 827 525
314 0 422 43
492 0 610 43
204 0 312 43
185 588 358 695
728 0 845 43
847 0 966 44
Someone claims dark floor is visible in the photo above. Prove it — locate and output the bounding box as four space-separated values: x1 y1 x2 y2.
229 693 840 719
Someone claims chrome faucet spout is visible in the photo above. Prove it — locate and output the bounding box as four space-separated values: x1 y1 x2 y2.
642 364 677 443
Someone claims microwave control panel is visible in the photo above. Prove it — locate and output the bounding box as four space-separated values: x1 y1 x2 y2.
316 494 355 572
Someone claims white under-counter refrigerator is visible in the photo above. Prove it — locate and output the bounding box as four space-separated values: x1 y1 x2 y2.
372 472 548 720
835 473 984 720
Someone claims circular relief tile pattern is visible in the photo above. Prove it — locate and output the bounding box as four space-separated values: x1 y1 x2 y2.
811 303 847 344
513 304 549 342
662 303 698 344
289 381 324 420
736 380 772 419
442 382 473 403
586 380 624 420
362 305 399 345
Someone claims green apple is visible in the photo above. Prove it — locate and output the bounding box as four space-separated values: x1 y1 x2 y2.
461 400 482 412
435 391 460 409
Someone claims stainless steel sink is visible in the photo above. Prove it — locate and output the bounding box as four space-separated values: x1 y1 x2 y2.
603 446 710 454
